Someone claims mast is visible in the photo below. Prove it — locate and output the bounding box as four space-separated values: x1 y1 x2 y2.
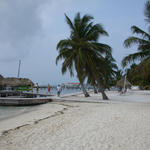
123 69 127 93
17 60 21 78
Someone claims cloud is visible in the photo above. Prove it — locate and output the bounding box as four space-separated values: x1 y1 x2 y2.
0 0 49 62
0 0 147 84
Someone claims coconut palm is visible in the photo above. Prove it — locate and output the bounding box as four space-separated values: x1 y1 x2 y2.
80 48 114 99
101 54 118 89
86 54 117 98
122 1 150 67
56 12 111 99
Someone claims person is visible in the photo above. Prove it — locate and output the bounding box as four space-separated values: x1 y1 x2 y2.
30 83 33 92
48 84 51 93
36 83 39 93
57 84 62 97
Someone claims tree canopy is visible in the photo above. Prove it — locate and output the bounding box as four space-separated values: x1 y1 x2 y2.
56 12 115 99
122 1 150 67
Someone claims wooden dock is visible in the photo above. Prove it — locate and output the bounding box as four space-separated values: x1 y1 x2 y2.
0 97 52 106
0 91 53 106
0 91 54 97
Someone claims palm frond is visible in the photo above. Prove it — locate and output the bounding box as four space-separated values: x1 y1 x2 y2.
86 24 108 41
124 36 149 48
122 50 150 67
57 39 74 50
138 44 150 51
144 1 150 24
65 14 75 31
62 60 74 76
81 14 93 25
90 42 112 55
56 48 72 64
131 26 150 40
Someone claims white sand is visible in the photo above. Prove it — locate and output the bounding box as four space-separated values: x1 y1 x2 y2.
0 91 150 150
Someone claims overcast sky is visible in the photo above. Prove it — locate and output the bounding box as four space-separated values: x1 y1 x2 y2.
0 0 147 85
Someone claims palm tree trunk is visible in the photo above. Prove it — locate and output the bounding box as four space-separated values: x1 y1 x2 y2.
92 73 109 100
80 82 90 97
101 90 108 100
93 75 108 100
93 85 98 94
97 83 109 100
76 66 90 97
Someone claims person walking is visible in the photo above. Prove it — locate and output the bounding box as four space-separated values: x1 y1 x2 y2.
57 84 62 97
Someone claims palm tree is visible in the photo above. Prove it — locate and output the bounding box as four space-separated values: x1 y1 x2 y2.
56 12 111 99
86 54 117 98
101 55 118 89
115 69 123 82
122 1 150 67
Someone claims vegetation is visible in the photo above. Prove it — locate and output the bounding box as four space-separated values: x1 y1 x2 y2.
56 12 116 99
122 1 150 67
127 59 150 89
115 69 123 83
122 1 150 89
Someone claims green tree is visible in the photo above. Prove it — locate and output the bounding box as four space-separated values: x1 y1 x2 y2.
115 69 123 82
56 13 111 99
100 54 118 89
122 1 150 67
127 59 150 89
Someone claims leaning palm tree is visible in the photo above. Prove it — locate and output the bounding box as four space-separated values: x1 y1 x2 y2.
122 1 150 67
101 54 118 89
86 54 117 97
56 12 111 99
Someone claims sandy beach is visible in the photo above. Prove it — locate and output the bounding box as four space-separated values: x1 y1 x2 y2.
0 90 150 150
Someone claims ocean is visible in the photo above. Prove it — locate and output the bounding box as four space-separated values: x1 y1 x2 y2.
38 87 82 95
0 88 82 121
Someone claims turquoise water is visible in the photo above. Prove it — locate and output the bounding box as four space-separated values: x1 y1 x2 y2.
38 88 82 95
0 88 82 120
0 106 35 121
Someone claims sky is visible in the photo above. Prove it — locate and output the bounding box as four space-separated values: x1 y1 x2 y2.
0 0 147 85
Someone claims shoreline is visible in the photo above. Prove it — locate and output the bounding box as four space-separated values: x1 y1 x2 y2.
0 90 150 149
0 105 38 122
0 102 69 136
0 90 150 130
0 90 150 128
0 90 84 122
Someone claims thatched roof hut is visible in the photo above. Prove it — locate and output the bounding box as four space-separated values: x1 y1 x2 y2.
0 77 34 87
116 77 132 88
0 74 4 79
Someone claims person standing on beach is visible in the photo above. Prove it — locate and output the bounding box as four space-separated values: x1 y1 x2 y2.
30 83 33 92
57 84 62 97
48 84 51 93
36 83 39 93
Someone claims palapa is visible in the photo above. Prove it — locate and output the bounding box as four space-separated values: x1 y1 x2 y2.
0 77 34 87
116 77 132 88
0 74 4 79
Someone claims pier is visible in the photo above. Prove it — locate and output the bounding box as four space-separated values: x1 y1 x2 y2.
0 91 53 106
0 97 52 106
